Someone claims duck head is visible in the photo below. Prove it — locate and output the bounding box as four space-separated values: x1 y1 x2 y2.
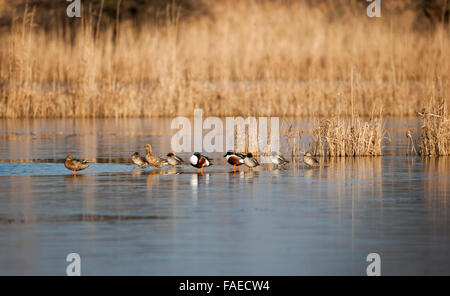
145 144 152 155
224 151 234 157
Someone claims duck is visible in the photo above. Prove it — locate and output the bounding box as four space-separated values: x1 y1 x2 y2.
131 152 148 167
244 153 259 168
224 151 245 171
303 151 319 168
270 152 289 166
166 153 185 166
190 152 213 174
64 154 89 176
144 144 168 171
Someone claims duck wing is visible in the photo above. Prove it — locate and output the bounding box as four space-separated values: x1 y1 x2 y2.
174 155 185 163
70 158 89 170
203 155 213 166
278 155 289 164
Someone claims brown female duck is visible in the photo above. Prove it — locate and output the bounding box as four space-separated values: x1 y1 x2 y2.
303 152 319 168
145 144 168 171
64 154 89 175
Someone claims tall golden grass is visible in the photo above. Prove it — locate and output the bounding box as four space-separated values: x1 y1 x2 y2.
311 115 385 157
0 1 448 118
417 98 450 156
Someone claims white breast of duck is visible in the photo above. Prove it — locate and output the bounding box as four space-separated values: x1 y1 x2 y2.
190 154 199 165
190 153 210 167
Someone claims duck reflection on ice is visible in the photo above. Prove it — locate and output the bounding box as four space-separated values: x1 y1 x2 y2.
190 172 210 187
303 167 321 179
167 166 181 175
131 167 147 175
190 173 210 202
243 170 258 182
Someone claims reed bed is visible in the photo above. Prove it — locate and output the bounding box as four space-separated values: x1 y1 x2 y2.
311 116 385 157
0 1 449 118
282 121 303 159
417 99 450 156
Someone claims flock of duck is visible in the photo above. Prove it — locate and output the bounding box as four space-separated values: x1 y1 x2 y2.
64 144 320 176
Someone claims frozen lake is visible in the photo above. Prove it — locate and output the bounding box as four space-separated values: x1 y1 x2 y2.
0 118 449 275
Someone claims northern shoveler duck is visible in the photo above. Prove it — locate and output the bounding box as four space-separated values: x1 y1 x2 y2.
303 152 319 168
145 144 168 171
190 152 213 174
270 152 289 166
167 153 185 166
224 151 245 171
244 153 259 168
131 152 148 167
64 154 89 176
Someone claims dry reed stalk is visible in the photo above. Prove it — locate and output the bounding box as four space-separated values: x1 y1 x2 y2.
282 122 302 159
311 115 385 157
417 99 450 156
0 1 448 118
406 129 418 155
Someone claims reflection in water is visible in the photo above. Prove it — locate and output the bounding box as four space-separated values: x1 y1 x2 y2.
303 167 321 179
131 167 146 175
243 170 258 182
423 157 450 199
198 173 210 186
0 118 423 165
423 157 449 234
0 156 449 275
0 118 175 164
326 157 383 199
0 118 450 275
190 173 198 203
190 173 211 204
167 166 181 175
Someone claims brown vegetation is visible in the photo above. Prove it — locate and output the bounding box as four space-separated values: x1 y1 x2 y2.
0 0 448 118
311 115 385 157
417 99 450 156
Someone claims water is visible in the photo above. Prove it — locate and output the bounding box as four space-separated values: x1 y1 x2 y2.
0 118 449 275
